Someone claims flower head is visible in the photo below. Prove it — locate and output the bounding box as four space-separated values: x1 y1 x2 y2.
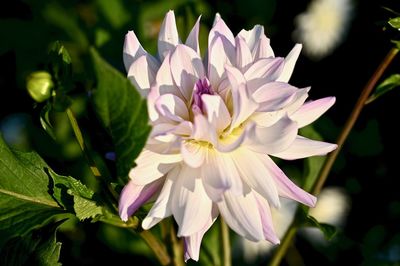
294 0 352 59
119 10 337 261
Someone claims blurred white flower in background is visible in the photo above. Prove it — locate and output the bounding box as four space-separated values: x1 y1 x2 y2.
293 0 352 59
239 187 350 263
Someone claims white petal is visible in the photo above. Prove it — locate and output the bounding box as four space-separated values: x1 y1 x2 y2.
235 37 253 69
158 10 181 61
185 16 201 55
252 82 299 112
263 155 316 207
209 14 235 46
253 34 275 59
129 149 182 185
153 53 183 98
271 136 337 160
218 191 264 241
237 25 264 52
181 141 207 168
277 44 302 82
170 45 205 101
244 57 284 81
127 55 160 97
231 148 280 208
291 97 336 128
225 65 259 130
171 166 213 237
123 31 152 72
119 179 163 221
142 166 180 229
246 115 298 154
202 150 244 201
201 94 231 133
155 93 189 122
192 114 218 145
184 205 218 261
208 36 235 89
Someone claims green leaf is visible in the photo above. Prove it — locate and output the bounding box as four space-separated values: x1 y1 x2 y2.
49 170 103 221
0 222 63 266
388 17 400 30
296 208 337 241
304 215 338 241
366 74 400 104
300 126 326 191
0 135 66 248
48 41 72 86
40 103 57 140
90 48 151 180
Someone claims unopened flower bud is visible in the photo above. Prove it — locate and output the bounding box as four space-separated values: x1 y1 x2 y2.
26 71 54 103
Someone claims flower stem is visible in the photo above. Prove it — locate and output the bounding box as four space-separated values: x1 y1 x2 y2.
220 217 231 266
170 222 185 266
269 226 297 266
137 230 171 266
269 47 399 266
312 47 399 195
65 108 119 202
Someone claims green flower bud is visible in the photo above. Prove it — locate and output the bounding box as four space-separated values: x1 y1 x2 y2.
26 71 54 103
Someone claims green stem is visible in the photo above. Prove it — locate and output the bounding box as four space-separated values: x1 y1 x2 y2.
220 217 231 266
269 226 297 266
138 230 171 266
269 47 399 265
170 223 185 266
65 108 119 202
311 47 399 195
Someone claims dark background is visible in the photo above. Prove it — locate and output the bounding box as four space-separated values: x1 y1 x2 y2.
1 0 400 265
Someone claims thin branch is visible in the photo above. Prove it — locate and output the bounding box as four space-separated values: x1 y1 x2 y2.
312 47 399 195
220 217 231 266
269 47 399 266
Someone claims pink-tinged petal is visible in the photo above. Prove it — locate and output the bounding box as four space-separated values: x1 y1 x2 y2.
158 10 180 61
155 94 189 122
235 37 253 69
201 94 231 133
231 148 280 208
291 97 336 128
254 193 280 244
123 31 152 72
277 44 302 82
119 179 163 221
225 65 259 130
202 150 244 201
244 57 284 81
170 45 205 101
129 149 182 185
252 82 299 111
284 87 310 115
218 191 264 241
263 155 317 207
184 205 218 261
170 166 213 236
181 141 206 168
247 115 298 154
185 16 201 55
209 14 235 46
208 36 235 89
142 166 180 229
271 136 337 160
253 34 275 59
127 55 160 97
